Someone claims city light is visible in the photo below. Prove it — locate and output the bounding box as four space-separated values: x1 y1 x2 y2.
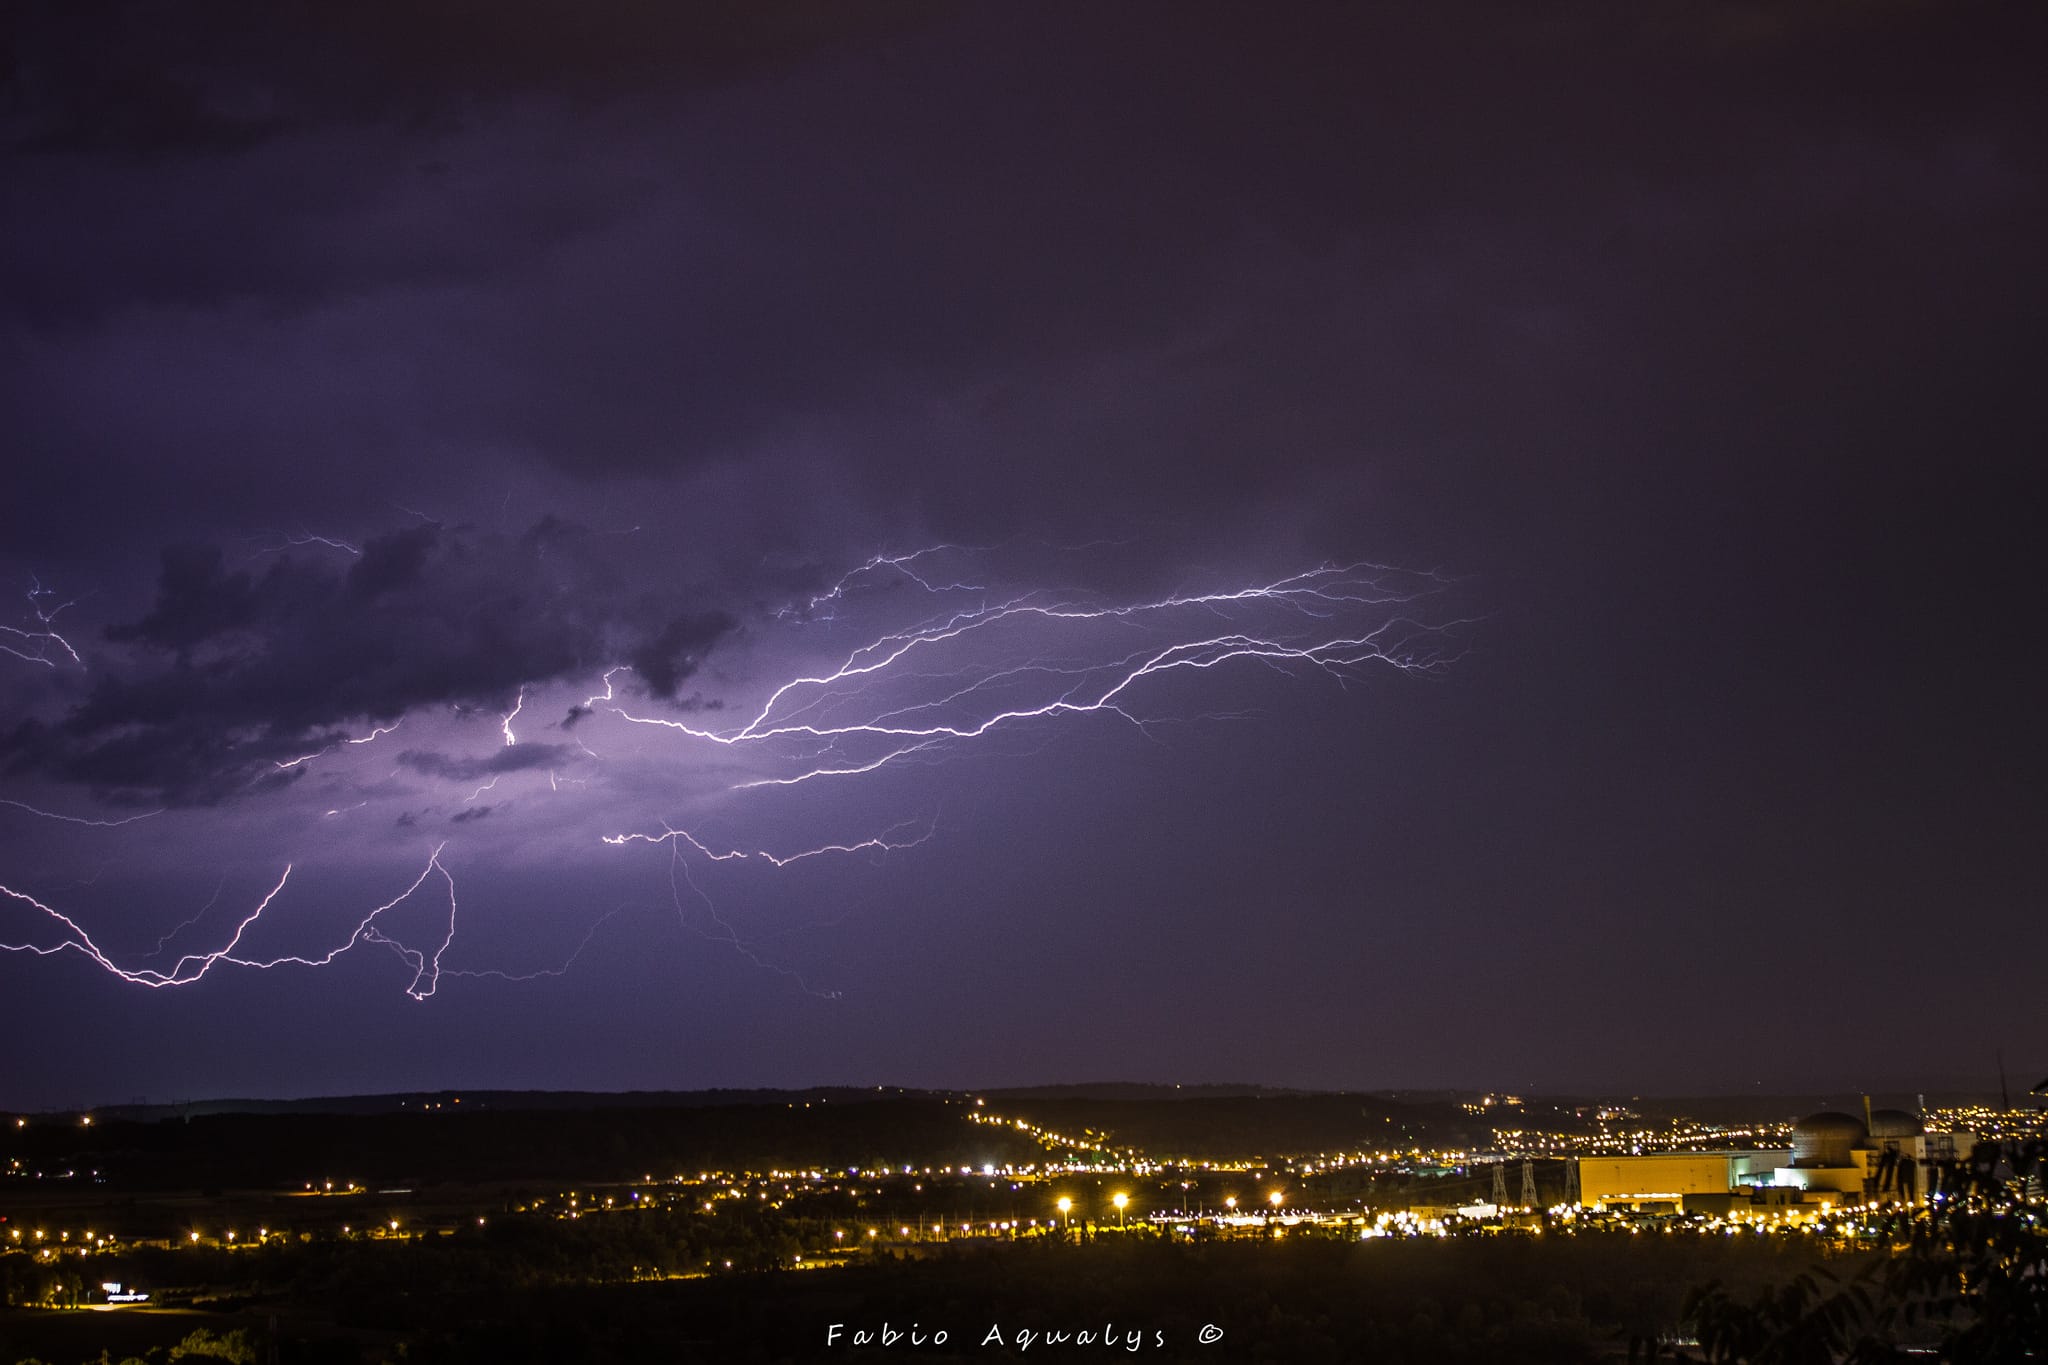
10 1086 2038 1317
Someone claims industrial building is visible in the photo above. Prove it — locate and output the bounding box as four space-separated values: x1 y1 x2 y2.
1576 1107 1967 1220
1577 1150 1791 1214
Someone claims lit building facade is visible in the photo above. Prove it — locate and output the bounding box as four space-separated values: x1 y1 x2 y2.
1577 1151 1790 1212
1576 1108 1970 1219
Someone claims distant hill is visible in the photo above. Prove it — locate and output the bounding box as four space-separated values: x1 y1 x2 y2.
979 1091 1479 1160
981 1082 1311 1102
18 1086 2017 1192
79 1085 945 1121
11 1094 1029 1188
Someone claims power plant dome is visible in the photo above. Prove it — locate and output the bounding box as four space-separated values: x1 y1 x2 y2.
1867 1109 1924 1140
1791 1111 1869 1168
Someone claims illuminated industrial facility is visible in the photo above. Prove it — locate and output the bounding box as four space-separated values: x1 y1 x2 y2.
1575 1106 1966 1220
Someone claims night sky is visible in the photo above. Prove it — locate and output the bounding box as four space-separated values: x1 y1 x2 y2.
3 2 2043 1111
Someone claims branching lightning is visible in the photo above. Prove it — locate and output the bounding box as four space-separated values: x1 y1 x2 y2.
601 817 936 868
2 578 85 669
0 845 606 1001
146 877 227 959
0 545 1462 1001
245 530 363 559
1 799 164 828
778 545 988 622
614 562 1465 789
631 823 937 1000
274 722 403 772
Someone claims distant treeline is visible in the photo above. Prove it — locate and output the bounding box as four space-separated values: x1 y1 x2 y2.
7 1100 1040 1188
984 1093 1477 1159
4 1092 1506 1189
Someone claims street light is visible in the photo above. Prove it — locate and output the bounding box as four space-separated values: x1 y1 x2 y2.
1057 1196 1072 1232
1224 1196 1237 1212
1112 1193 1128 1229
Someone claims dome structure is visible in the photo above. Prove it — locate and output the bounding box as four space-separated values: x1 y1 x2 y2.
1791 1111 1869 1168
1867 1109 1924 1140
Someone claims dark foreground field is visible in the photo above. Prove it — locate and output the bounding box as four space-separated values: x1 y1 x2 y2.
3 1231 1842 1365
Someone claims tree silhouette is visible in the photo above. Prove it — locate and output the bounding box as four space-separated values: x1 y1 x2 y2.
1674 1139 2046 1364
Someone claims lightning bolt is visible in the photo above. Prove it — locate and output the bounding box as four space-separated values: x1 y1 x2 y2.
612 563 1465 788
601 816 936 867
0 845 604 1001
601 817 935 995
2 866 298 989
0 800 164 828
438 906 623 985
580 667 628 710
244 530 363 559
2 578 85 669
778 545 988 622
273 721 403 771
143 877 226 959
0 544 1464 1001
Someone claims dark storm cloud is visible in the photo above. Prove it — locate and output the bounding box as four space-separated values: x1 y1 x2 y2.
626 613 735 702
5 0 2040 566
4 0 939 160
389 0 2037 516
0 0 937 340
397 745 569 783
0 521 733 804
